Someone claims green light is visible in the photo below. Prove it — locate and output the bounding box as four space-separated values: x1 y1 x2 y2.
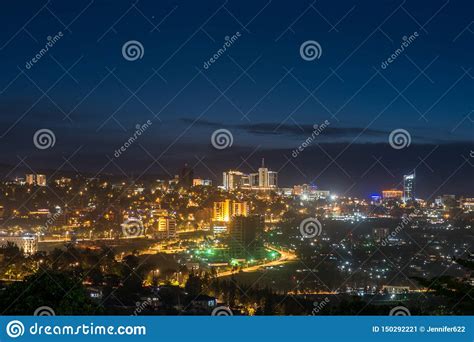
230 259 239 266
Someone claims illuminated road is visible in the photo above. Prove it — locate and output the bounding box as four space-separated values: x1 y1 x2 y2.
216 246 297 278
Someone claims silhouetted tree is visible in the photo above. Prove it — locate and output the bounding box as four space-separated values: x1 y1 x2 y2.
0 271 100 315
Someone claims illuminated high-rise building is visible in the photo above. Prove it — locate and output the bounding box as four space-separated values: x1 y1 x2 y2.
25 174 35 185
403 171 415 202
213 200 248 222
25 174 46 186
213 200 232 222
36 174 47 187
222 159 278 190
222 171 244 190
151 209 177 239
268 171 278 188
249 173 259 187
241 175 250 187
156 216 177 239
257 159 277 189
258 159 269 188
232 201 249 217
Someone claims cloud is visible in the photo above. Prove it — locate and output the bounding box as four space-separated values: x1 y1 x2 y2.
180 118 395 138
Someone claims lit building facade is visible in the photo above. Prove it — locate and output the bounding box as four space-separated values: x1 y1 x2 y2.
151 209 177 239
213 200 249 222
156 217 177 239
25 174 35 185
222 171 244 190
293 184 330 200
192 178 212 186
25 174 46 186
222 159 278 191
382 189 403 200
0 234 38 255
461 198 474 211
373 227 390 242
403 171 415 202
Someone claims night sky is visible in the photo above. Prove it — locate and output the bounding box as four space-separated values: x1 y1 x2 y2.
0 0 472 197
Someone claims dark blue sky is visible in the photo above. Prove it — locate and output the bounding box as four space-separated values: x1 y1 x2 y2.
0 0 472 197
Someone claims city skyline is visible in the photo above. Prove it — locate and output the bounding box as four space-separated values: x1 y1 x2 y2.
0 0 472 197
5 157 473 200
